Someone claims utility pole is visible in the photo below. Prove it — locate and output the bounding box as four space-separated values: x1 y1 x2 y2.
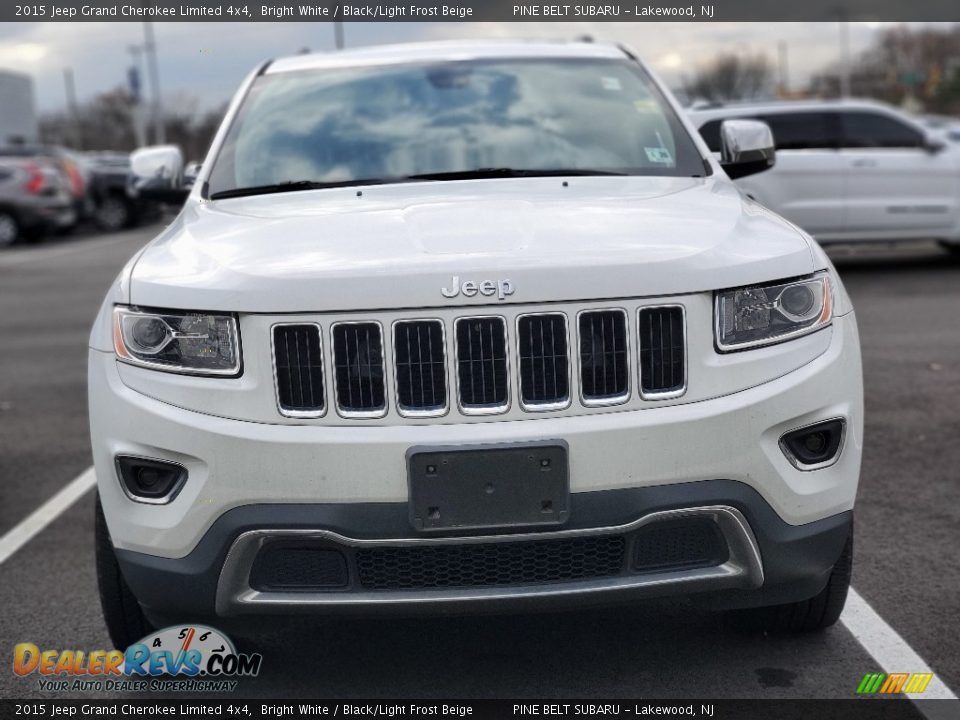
334 21 344 50
127 44 147 148
838 19 851 97
63 68 83 149
777 41 789 97
142 21 165 143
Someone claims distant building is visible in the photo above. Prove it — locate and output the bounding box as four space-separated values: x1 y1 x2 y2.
0 70 39 146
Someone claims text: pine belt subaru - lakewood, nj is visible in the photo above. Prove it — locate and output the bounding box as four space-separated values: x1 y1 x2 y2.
89 40 863 646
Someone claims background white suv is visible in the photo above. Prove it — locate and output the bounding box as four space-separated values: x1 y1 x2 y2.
689 100 960 251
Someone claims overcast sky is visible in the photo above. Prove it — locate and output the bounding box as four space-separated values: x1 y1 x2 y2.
0 21 928 114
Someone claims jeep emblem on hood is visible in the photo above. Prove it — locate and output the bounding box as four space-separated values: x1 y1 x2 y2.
441 276 515 301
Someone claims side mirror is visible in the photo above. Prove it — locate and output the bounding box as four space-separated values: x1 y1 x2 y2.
720 119 776 180
129 145 189 204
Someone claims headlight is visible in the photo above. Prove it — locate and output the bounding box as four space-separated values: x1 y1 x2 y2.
715 274 832 352
113 307 241 375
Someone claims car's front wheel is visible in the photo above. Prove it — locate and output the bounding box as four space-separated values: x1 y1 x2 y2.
94 195 131 232
0 211 19 247
95 495 153 649
743 528 853 634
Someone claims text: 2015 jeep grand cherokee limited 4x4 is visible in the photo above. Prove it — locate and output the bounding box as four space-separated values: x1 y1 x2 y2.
89 41 862 647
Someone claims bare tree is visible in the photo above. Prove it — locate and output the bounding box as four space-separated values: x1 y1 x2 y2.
810 25 960 113
685 52 774 104
40 87 226 157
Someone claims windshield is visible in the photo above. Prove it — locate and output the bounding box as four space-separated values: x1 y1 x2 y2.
206 57 706 197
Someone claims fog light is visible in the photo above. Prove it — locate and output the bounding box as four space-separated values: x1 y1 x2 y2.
780 419 845 470
115 456 187 503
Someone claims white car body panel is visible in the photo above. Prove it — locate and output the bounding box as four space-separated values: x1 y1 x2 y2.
689 99 960 244
118 177 815 317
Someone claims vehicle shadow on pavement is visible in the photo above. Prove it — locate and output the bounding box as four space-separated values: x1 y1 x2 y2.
231 603 848 698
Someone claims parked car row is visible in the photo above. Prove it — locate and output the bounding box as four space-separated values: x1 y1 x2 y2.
687 99 960 254
0 145 162 247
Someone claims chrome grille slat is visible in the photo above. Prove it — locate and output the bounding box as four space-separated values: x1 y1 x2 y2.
394 320 447 416
272 305 688 419
273 324 325 417
638 306 686 398
332 322 386 417
517 313 569 410
578 310 629 405
455 317 509 413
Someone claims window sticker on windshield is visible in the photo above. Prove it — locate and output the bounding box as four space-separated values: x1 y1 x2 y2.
645 147 673 164
601 77 622 91
633 99 658 113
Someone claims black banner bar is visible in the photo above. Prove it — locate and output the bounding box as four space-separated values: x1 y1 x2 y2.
5 0 960 23
1 699 956 719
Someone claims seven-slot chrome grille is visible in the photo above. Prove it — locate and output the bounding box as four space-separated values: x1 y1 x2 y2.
272 305 685 419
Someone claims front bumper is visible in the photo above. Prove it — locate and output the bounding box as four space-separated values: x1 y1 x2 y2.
114 482 852 621
91 312 861 618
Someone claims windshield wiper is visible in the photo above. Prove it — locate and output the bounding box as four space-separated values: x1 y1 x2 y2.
403 168 630 181
209 168 630 199
209 178 391 200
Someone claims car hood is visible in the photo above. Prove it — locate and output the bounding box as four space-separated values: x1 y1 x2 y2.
129 176 815 313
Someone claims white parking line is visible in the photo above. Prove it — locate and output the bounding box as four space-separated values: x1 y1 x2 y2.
841 587 958 715
0 466 96 565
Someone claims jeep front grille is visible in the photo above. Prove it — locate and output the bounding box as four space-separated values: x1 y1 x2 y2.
638 306 685 397
517 313 569 410
454 316 509 413
578 310 629 405
273 324 325 416
271 304 686 419
393 320 447 416
332 322 386 416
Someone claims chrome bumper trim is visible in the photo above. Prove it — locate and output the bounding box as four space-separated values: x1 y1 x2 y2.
215 505 764 615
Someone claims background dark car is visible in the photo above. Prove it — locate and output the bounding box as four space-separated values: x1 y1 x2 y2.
0 154 75 247
0 145 86 236
83 152 162 231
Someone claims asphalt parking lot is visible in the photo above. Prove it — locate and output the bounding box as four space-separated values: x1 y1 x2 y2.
0 225 958 705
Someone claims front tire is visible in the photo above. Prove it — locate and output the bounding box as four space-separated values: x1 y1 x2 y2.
745 529 853 633
0 211 19 247
95 495 153 648
94 195 131 232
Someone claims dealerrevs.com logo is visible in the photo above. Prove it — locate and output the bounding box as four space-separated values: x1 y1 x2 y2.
13 625 262 693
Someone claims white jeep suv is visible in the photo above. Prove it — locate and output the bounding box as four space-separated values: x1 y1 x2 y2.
689 99 960 251
89 41 862 647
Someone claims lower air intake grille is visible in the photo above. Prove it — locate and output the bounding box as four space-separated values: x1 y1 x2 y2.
356 535 626 590
332 322 386 415
394 320 446 414
273 324 325 415
455 317 509 411
632 518 728 573
250 546 349 591
517 313 569 408
638 306 685 396
579 310 629 403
